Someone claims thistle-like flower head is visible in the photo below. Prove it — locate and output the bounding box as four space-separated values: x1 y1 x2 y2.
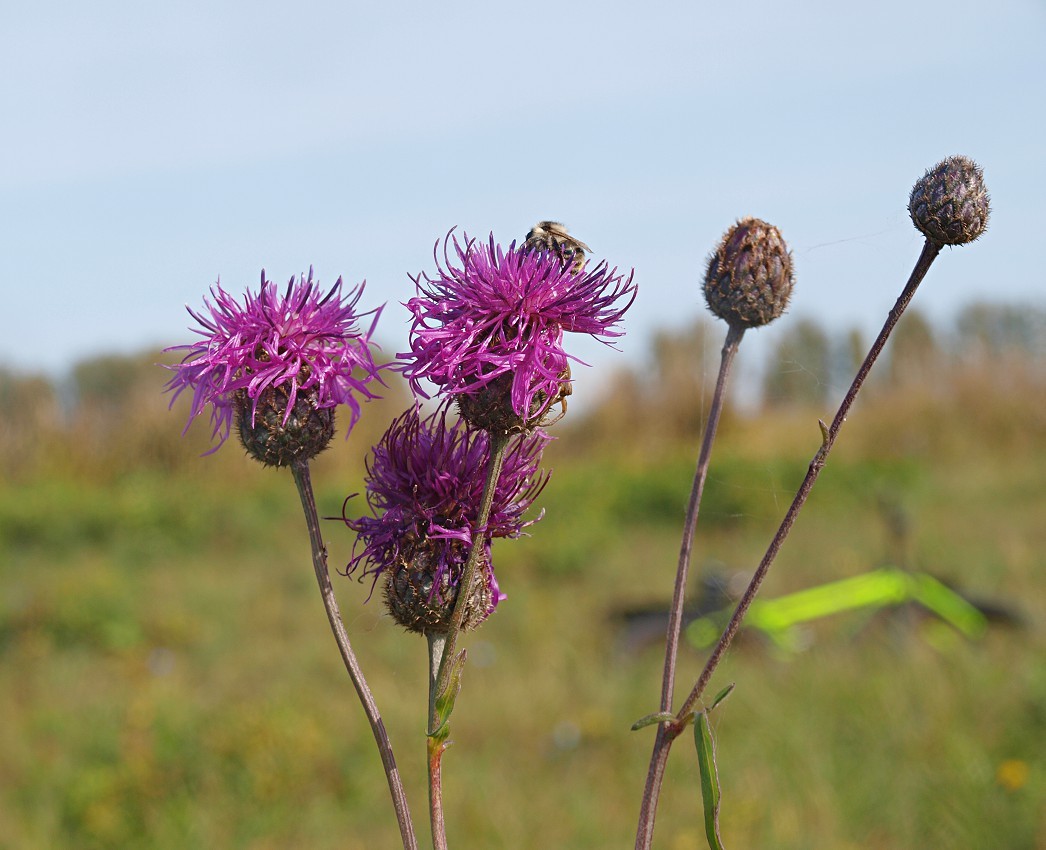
165 269 384 457
909 155 990 247
400 231 636 431
344 404 549 633
704 218 794 330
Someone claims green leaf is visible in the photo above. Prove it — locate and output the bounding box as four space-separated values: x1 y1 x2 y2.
430 649 467 741
910 572 988 638
630 712 676 731
709 683 735 713
694 711 726 850
818 418 830 446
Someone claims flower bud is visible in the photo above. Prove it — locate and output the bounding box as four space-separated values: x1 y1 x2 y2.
704 218 794 329
909 155 990 247
236 384 335 467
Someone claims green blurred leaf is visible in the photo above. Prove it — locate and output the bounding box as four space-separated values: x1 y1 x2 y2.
687 568 989 654
630 712 676 731
909 573 988 638
694 711 726 850
709 683 735 713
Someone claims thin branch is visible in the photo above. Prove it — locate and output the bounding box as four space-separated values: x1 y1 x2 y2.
635 324 745 850
291 460 419 850
675 239 942 722
433 430 510 705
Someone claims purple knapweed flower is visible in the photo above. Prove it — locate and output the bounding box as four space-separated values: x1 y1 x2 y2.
344 403 549 633
165 269 384 457
400 231 636 431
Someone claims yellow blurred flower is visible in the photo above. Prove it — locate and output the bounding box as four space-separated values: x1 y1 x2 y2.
995 758 1029 792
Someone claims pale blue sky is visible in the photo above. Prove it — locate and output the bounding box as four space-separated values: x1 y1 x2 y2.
2 0 1043 400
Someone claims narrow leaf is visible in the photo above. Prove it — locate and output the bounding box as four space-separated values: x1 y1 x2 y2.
709 683 735 713
630 712 676 731
430 649 467 740
694 711 726 850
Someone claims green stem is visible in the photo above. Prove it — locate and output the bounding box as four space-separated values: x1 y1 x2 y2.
432 431 511 708
427 632 449 850
419 430 510 846
291 460 418 850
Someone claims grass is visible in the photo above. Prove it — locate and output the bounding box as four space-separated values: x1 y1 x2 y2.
1 367 1044 849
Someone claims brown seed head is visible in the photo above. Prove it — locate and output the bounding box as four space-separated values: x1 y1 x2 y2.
909 155 990 247
703 217 794 329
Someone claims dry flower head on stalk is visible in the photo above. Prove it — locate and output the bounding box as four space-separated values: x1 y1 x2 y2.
909 155 990 247
703 217 794 330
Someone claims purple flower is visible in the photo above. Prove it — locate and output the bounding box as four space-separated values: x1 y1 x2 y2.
165 269 384 452
400 231 636 423
344 404 549 629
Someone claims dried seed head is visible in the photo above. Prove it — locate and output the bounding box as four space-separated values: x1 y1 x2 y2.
703 218 794 329
236 384 335 467
909 155 990 247
384 544 496 635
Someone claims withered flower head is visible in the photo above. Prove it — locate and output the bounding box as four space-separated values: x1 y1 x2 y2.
703 218 794 330
909 155 990 247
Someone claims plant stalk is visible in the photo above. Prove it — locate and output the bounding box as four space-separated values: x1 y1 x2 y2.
427 632 449 850
635 324 744 850
421 430 510 848
675 238 942 723
433 430 510 705
291 460 418 850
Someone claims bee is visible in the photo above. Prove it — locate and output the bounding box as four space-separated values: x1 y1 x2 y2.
524 221 591 273
549 363 573 424
537 363 573 428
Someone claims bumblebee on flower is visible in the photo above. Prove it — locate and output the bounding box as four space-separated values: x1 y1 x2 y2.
400 229 636 433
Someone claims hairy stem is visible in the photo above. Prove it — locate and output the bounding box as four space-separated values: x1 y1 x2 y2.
291 460 418 850
635 324 744 850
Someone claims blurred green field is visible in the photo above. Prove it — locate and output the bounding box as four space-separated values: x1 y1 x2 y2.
1 317 1044 849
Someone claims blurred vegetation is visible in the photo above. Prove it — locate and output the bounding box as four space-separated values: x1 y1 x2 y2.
0 302 1044 849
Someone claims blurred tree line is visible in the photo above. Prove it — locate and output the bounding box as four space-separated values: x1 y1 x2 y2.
0 302 1043 481
0 349 412 485
562 302 1045 455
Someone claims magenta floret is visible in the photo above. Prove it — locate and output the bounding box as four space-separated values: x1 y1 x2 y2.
165 268 384 451
400 231 636 418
